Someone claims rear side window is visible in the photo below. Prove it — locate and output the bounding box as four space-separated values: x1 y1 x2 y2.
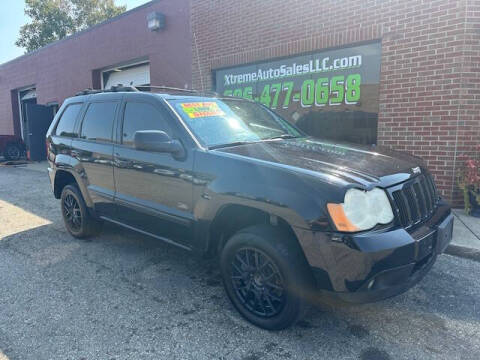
122 102 172 147
55 103 82 137
80 102 118 143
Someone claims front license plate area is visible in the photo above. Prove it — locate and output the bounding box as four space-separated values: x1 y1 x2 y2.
417 233 434 260
436 214 454 254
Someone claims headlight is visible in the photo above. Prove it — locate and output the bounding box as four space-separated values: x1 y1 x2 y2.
327 188 394 232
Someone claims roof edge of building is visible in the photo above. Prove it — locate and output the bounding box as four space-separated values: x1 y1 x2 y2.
0 0 161 69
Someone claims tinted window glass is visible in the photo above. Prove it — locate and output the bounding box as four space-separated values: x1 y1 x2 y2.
55 103 82 137
80 102 117 143
122 102 171 147
168 98 302 147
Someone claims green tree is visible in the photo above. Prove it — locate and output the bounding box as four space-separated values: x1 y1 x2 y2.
16 0 126 53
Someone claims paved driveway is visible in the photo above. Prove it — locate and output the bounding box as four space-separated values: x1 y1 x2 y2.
0 166 479 360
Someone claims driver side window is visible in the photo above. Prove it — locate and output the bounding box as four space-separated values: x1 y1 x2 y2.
122 102 172 147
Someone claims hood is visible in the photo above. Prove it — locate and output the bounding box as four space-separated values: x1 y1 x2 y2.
213 137 424 188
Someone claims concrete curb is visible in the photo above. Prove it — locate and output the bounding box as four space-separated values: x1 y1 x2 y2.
445 244 480 263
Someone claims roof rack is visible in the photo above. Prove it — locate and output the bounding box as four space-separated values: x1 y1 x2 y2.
135 85 197 93
74 84 220 97
75 85 138 96
75 88 101 96
136 85 221 97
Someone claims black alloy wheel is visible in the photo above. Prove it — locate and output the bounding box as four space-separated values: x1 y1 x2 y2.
231 247 286 318
220 224 314 330
63 193 82 232
60 184 102 238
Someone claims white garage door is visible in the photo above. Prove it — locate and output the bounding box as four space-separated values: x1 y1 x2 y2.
103 63 150 89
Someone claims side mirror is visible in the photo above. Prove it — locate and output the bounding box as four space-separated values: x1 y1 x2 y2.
134 130 185 158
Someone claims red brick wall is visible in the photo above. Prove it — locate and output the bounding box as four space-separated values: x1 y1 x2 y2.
458 0 480 203
0 0 191 136
191 0 480 205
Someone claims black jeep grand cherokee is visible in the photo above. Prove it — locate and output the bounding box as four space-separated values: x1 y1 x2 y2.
47 87 453 330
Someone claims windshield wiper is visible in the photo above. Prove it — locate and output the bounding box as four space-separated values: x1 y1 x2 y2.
209 141 256 150
209 135 301 149
265 134 300 140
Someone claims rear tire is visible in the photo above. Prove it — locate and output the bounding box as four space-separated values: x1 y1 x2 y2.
61 184 102 238
220 224 314 330
4 143 23 161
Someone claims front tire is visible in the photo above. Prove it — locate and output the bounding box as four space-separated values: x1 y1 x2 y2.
61 184 102 238
220 224 314 330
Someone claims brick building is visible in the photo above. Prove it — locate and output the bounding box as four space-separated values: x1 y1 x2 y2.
0 0 478 204
191 0 480 205
0 0 190 158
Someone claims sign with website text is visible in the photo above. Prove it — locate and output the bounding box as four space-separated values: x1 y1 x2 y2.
214 42 381 145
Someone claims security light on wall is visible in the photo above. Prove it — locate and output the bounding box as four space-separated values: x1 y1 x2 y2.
147 12 165 31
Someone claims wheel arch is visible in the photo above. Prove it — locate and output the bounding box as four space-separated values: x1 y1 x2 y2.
207 203 305 259
53 169 93 208
54 170 77 198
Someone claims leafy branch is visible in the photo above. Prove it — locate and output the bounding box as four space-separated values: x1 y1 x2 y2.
16 0 126 53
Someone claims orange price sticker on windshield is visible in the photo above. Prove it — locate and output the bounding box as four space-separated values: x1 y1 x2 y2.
180 102 225 118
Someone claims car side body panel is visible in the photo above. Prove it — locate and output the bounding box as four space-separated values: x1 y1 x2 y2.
47 94 121 213
191 148 337 237
111 93 196 246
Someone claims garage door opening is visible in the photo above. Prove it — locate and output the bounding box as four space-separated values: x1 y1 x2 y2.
17 87 55 161
102 62 150 89
18 87 37 142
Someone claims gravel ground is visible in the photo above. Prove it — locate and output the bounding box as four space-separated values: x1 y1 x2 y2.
0 166 479 360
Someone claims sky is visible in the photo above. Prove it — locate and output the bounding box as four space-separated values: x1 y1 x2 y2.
0 0 151 65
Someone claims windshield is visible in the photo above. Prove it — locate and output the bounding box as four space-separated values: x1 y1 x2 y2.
168 98 303 148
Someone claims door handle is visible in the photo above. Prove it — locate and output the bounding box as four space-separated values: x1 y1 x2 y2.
114 152 134 168
117 160 133 168
114 157 133 168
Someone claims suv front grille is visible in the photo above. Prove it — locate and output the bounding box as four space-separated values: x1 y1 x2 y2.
390 174 439 229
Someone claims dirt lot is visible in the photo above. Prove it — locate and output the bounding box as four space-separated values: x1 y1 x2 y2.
0 166 479 360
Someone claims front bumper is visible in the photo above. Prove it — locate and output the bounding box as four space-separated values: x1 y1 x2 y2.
295 200 453 304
